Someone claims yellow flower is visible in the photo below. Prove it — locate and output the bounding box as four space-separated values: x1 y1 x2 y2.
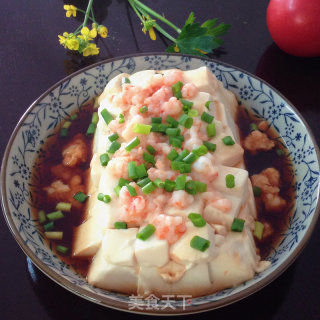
82 43 100 56
142 15 157 41
174 45 180 52
81 27 97 40
58 35 67 46
98 25 108 38
66 38 80 50
63 5 77 18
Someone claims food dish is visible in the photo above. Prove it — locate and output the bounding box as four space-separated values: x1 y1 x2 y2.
2 54 319 314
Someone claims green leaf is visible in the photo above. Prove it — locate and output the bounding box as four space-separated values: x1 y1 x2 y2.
184 12 195 26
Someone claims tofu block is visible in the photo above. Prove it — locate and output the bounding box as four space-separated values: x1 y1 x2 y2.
188 92 212 114
135 233 169 267
165 196 204 219
103 229 138 266
88 245 138 294
170 222 217 265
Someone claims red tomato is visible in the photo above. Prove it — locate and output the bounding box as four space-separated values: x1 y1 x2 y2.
266 0 320 57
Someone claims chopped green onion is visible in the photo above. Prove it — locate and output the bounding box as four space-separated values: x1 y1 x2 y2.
56 245 69 254
128 161 138 180
171 81 183 99
201 112 214 124
136 164 148 179
101 109 114 125
73 192 88 203
119 114 125 124
190 235 210 252
276 148 285 156
86 123 96 135
188 213 206 227
151 123 169 133
45 231 63 240
97 193 111 203
142 181 157 194
179 114 193 129
38 210 47 224
124 77 131 83
167 149 179 161
153 178 165 188
175 135 185 142
127 185 137 196
146 145 156 155
222 136 235 145
231 218 245 232
62 121 72 129
174 149 190 162
133 123 152 135
47 210 64 221
169 137 182 148
137 224 156 241
226 174 235 188
188 109 199 117
114 185 121 196
180 99 194 109
250 123 258 131
108 141 121 153
60 127 68 137
125 137 140 152
143 152 155 165
175 175 187 190
119 178 130 187
165 115 179 128
185 181 197 195
70 113 78 121
139 105 148 113
192 145 208 157
151 117 162 123
137 177 151 188
56 202 72 212
44 221 54 232
93 97 99 109
253 186 262 197
207 123 216 137
178 163 191 174
254 221 264 240
205 101 213 110
203 141 216 152
170 161 183 171
114 221 128 229
194 181 207 193
100 153 110 166
108 132 119 142
182 152 198 164
166 127 181 137
164 179 176 192
91 112 99 125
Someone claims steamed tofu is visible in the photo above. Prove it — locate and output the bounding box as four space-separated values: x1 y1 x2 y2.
165 196 204 219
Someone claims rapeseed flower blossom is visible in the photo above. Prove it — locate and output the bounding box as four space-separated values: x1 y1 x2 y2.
82 43 100 56
64 5 77 18
142 15 156 40
98 25 108 38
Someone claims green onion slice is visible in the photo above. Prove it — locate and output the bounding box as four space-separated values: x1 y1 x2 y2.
190 235 210 252
166 115 179 128
203 141 216 152
222 136 235 145
47 210 64 221
226 174 235 188
137 224 156 241
73 192 88 203
171 81 183 99
167 149 179 161
201 111 214 124
137 177 151 188
101 109 114 125
127 185 137 196
100 153 110 166
192 145 208 157
108 132 119 142
55 202 72 212
253 186 262 197
142 181 157 194
164 179 176 192
175 175 187 190
133 123 152 135
86 123 96 135
146 145 156 155
108 141 121 153
114 221 128 229
140 105 148 113
231 218 245 232
45 231 63 240
125 137 140 152
151 117 162 123
38 210 47 224
56 245 69 254
143 152 155 165
188 213 206 227
254 221 264 240
185 181 197 195
179 114 193 129
207 123 216 138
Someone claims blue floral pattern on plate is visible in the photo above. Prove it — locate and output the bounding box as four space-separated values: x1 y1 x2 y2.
2 54 320 314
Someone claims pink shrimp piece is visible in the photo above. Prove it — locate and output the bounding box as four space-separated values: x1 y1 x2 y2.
107 119 125 132
162 97 183 117
210 198 232 213
163 69 183 86
119 186 147 224
144 86 172 115
149 73 164 89
169 190 194 209
191 154 219 183
152 214 186 244
62 134 87 167
181 83 198 99
122 115 145 141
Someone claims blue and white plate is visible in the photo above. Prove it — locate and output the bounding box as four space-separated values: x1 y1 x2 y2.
1 53 320 314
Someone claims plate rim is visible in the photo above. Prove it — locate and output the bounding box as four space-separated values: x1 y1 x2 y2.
1 52 320 315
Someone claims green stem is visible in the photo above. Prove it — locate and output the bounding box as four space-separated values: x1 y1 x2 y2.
132 0 181 33
83 0 94 27
76 8 96 23
128 0 145 24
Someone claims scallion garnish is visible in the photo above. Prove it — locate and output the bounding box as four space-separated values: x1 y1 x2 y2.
142 181 157 194
139 105 148 113
133 123 152 135
253 186 261 197
55 202 72 212
151 117 162 123
226 174 235 188
174 149 190 162
60 128 68 137
185 181 197 195
143 152 155 165
136 164 148 179
38 210 47 224
137 177 151 188
175 175 187 190
203 141 216 152
101 109 114 125
231 218 245 232
207 123 216 137
201 111 214 124
188 213 206 227
114 185 121 196
151 123 169 133
45 231 63 240
179 114 193 129
97 193 111 203
171 81 183 99
254 221 264 240
178 162 191 174
276 148 285 156
166 115 179 128
119 113 125 124
146 145 156 155
137 224 156 241
222 136 235 145
205 101 213 110
190 235 210 252
56 245 69 254
169 137 182 148
62 121 72 129
164 179 176 192
182 152 198 164
188 109 199 117
114 221 128 229
108 141 121 153
44 221 54 232
70 113 78 121
194 181 207 193
153 178 165 188
128 161 138 180
125 137 140 152
91 112 99 125
166 127 181 137
167 149 179 161
100 153 110 166
127 184 137 196
192 145 208 157
73 192 88 203
86 123 96 135
124 77 131 84
250 123 258 131
119 178 131 187
47 210 64 221
108 132 119 142
180 99 194 109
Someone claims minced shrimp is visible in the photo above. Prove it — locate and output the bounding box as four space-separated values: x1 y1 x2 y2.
163 69 183 86
181 83 198 99
169 190 194 209
62 134 87 167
